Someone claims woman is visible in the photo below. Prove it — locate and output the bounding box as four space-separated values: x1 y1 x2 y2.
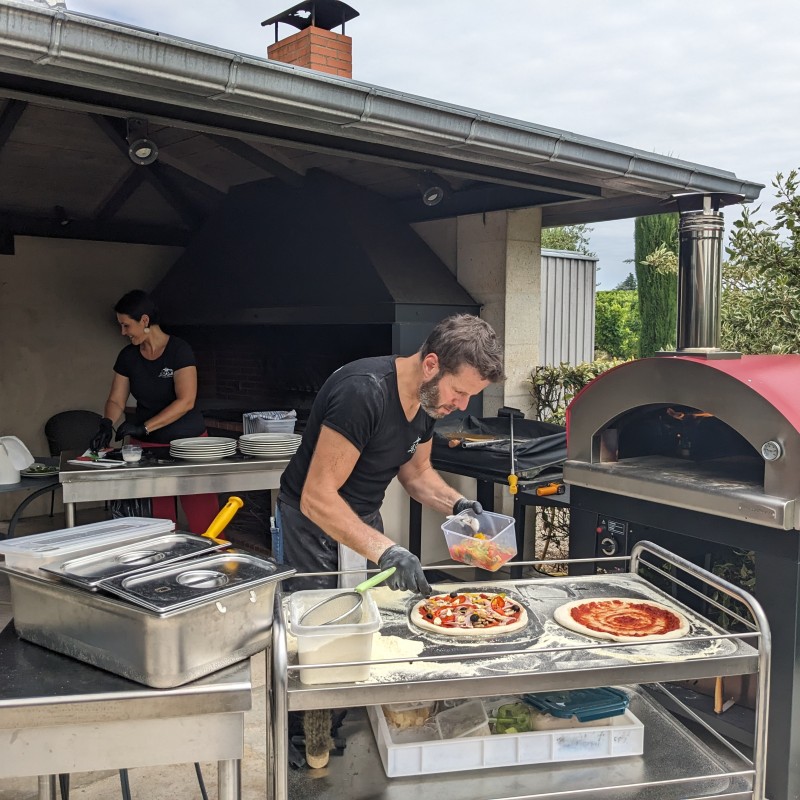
90 289 219 532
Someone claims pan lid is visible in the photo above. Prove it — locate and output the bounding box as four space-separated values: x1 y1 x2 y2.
40 533 227 590
98 551 295 613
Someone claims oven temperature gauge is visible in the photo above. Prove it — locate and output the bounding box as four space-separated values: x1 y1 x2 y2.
761 440 783 461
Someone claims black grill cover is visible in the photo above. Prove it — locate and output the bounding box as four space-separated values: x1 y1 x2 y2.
431 415 567 482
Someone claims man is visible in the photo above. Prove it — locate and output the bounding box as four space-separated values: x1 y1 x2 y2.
276 314 505 594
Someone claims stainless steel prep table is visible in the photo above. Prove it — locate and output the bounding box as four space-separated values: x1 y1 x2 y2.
0 621 251 799
270 543 769 800
59 454 289 526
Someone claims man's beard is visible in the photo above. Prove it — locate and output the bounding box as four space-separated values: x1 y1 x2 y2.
419 374 454 419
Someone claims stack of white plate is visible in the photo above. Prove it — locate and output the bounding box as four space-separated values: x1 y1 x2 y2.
238 433 302 460
169 437 238 461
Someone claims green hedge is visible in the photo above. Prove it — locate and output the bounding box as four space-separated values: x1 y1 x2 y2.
595 290 640 359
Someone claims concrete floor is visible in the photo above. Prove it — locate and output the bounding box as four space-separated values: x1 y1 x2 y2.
0 510 272 800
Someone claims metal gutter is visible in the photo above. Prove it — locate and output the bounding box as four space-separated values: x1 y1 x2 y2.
0 1 763 203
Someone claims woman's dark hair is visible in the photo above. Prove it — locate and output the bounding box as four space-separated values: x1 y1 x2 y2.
114 290 160 326
419 314 505 382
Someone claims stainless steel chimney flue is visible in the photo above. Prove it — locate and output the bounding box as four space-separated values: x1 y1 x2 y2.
663 191 745 359
677 200 724 351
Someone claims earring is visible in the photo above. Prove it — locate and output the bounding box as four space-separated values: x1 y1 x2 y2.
144 326 150 333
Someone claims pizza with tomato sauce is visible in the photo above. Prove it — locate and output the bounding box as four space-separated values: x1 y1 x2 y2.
553 597 691 643
411 590 528 636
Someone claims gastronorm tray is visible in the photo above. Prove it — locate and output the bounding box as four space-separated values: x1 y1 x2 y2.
40 533 228 590
98 552 292 613
1 558 295 687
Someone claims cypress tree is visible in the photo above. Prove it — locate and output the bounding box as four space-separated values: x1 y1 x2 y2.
634 213 679 358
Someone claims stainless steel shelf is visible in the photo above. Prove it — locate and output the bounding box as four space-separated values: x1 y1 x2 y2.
286 689 752 800
281 572 759 712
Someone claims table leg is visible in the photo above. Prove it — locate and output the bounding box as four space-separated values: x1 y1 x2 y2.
408 498 422 558
218 759 241 800
7 484 60 539
510 495 527 580
37 775 56 800
64 502 75 528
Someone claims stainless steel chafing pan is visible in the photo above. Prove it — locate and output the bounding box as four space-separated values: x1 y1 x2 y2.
1 553 295 688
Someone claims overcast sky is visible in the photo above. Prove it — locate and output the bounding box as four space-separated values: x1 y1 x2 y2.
68 0 800 288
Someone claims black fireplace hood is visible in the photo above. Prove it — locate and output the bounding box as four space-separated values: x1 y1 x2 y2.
152 170 478 326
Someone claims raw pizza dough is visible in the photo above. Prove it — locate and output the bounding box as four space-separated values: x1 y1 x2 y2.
411 592 529 637
553 597 691 643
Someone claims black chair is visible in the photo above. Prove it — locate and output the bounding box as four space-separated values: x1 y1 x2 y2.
43 410 102 516
45 410 102 458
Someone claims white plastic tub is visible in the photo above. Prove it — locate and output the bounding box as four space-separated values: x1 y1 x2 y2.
0 517 175 572
368 701 644 777
441 509 516 571
288 589 381 685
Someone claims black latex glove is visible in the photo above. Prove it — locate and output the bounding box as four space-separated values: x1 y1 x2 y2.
378 544 432 596
89 417 114 453
453 497 483 516
116 421 148 441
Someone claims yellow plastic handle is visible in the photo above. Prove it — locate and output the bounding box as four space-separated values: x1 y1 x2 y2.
508 474 518 496
202 495 244 543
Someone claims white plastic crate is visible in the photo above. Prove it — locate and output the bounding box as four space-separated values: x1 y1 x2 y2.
367 701 644 777
0 517 175 572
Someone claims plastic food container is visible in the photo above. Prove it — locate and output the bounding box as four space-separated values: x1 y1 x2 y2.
441 510 516 571
382 701 437 730
0 517 175 572
523 687 630 722
368 695 644 778
435 699 491 739
288 589 382 685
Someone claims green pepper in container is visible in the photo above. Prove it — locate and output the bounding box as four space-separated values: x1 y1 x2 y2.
494 702 532 734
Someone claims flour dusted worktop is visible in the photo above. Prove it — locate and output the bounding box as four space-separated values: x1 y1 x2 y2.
270 542 769 800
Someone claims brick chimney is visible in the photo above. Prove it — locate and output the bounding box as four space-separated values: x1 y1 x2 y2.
262 1 359 79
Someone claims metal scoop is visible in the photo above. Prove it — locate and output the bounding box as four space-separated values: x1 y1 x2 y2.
299 567 396 626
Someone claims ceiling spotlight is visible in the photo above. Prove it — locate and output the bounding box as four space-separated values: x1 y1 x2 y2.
126 118 159 166
417 170 448 207
128 138 159 166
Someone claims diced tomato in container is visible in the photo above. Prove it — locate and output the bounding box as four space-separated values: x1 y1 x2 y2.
442 510 517 572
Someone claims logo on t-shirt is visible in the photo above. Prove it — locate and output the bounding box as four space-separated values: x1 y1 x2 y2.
407 436 421 455
158 368 174 379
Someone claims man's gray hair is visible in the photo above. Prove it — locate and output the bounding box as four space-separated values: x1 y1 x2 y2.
419 314 505 382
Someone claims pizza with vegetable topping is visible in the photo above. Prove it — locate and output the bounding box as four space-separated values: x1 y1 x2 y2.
553 597 691 642
411 590 529 636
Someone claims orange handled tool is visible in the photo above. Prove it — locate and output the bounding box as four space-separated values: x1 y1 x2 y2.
498 406 524 496
201 495 244 544
535 482 565 497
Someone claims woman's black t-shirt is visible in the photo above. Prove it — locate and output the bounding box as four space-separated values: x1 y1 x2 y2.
280 355 435 517
113 336 205 444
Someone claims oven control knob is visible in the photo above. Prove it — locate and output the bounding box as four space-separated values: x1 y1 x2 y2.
599 536 618 556
761 440 783 462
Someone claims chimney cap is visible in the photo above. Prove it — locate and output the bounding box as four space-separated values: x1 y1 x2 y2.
261 1 359 32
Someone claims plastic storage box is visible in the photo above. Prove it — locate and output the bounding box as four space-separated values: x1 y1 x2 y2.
368 697 644 778
288 589 382 685
435 699 491 739
0 517 175 572
441 510 516 571
523 687 630 722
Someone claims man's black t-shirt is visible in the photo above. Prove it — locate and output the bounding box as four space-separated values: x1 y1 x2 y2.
113 336 205 444
280 356 435 517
